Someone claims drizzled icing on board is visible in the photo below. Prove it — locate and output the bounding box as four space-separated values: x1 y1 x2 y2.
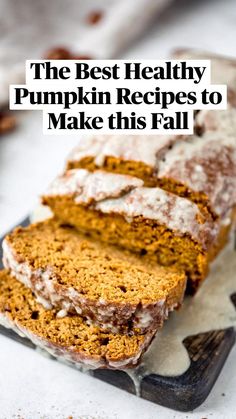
140 235 236 376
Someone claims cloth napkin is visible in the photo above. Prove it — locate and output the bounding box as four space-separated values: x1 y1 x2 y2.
0 0 173 107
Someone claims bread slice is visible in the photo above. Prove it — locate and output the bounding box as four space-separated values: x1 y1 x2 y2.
0 270 155 369
3 219 186 334
66 134 182 187
41 169 232 292
66 133 236 220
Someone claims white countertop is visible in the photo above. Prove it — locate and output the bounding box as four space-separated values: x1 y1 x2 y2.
1 0 236 417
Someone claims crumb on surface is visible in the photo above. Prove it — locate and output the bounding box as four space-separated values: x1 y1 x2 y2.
44 47 92 60
0 112 16 135
87 10 103 25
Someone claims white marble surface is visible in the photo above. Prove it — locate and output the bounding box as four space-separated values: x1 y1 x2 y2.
1 0 236 417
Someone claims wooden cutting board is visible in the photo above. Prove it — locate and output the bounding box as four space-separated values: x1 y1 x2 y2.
0 218 235 412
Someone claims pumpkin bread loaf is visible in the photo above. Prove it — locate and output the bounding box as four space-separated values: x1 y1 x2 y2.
3 219 186 335
0 270 155 369
41 169 231 293
66 133 236 220
1 48 235 371
66 50 236 219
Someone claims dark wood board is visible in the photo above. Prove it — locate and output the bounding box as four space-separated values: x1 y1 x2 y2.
0 217 235 412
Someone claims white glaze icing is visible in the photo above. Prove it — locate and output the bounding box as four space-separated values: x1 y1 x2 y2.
2 239 32 289
46 169 143 203
68 135 108 165
134 311 154 329
30 203 53 223
68 134 180 168
195 108 236 135
158 133 236 217
158 134 235 177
